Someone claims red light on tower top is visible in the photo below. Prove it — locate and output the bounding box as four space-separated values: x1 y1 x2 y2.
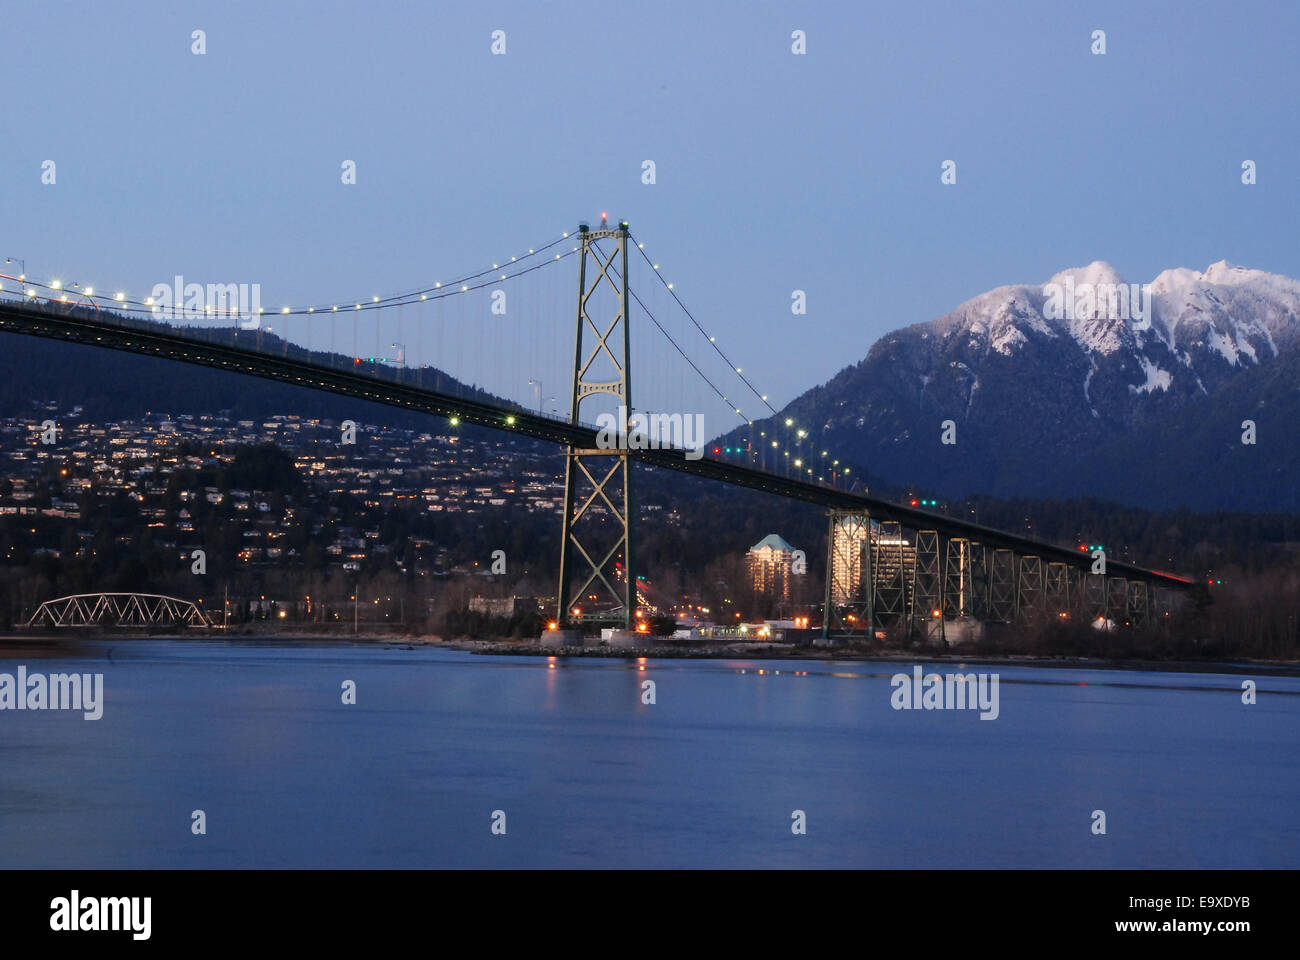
600 211 608 224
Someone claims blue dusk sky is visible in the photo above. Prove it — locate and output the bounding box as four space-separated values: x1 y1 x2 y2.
3 0 1297 416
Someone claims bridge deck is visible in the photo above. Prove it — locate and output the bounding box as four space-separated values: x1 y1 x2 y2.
0 299 1194 590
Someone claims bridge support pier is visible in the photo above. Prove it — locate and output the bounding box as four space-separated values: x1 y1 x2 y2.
822 509 873 640
1129 580 1149 628
943 538 973 619
1018 556 1045 623
910 530 943 646
873 521 909 638
1106 578 1129 627
989 549 1017 621
968 541 989 620
1046 561 1070 622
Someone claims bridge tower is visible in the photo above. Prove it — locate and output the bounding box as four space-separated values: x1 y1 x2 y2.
556 221 636 631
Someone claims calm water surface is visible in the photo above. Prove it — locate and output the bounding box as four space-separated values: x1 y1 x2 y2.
1 639 1296 868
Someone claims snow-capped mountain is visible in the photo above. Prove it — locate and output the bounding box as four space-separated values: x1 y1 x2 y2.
928 260 1300 417
735 261 1300 512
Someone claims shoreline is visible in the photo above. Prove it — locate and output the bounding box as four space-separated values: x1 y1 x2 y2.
1 631 1297 676
457 639 1300 676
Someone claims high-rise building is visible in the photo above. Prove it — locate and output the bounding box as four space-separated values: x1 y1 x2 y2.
747 533 797 601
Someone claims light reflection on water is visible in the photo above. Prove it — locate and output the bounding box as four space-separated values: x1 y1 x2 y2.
0 639 1296 869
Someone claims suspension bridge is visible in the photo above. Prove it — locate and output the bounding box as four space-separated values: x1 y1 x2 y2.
0 218 1195 640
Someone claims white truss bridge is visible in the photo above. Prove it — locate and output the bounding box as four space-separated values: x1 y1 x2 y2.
27 593 213 628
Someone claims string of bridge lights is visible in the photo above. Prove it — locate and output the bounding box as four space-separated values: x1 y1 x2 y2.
627 231 860 487
0 232 577 320
2 223 893 492
586 236 754 438
586 232 853 486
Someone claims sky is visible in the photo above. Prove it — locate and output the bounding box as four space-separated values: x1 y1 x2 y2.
3 0 1298 417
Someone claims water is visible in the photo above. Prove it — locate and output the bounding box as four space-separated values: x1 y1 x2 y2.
1 639 1296 868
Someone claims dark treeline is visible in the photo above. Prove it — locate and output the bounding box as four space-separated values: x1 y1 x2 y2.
962 569 1300 661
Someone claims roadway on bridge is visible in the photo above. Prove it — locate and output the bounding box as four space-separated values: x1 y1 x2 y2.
0 298 1194 590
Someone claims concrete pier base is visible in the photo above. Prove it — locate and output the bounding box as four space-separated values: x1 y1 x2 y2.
606 629 650 649
540 628 583 649
813 635 848 648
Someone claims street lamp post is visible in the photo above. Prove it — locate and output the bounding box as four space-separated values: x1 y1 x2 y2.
3 257 24 281
390 342 406 367
70 281 100 314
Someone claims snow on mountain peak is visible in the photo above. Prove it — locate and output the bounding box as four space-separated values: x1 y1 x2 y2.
932 260 1300 373
1037 261 1149 354
1145 261 1300 363
1047 260 1126 290
1148 266 1203 296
